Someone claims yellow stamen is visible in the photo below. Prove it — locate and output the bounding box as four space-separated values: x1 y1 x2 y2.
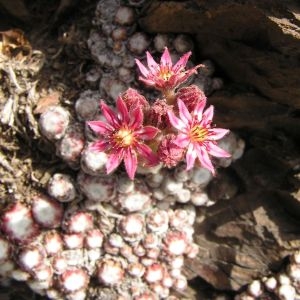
189 125 208 142
159 66 173 81
113 128 134 147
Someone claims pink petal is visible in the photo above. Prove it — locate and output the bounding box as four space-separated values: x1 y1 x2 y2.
160 47 173 68
136 143 159 166
201 105 214 126
207 142 231 158
209 128 229 140
194 98 207 120
124 148 137 180
89 140 109 152
194 143 215 175
146 51 159 73
135 59 149 77
173 51 191 72
106 151 123 175
177 99 192 125
186 143 197 170
167 110 187 131
87 120 113 135
100 101 120 127
138 77 156 87
174 133 190 148
136 126 160 140
116 96 129 123
130 107 143 130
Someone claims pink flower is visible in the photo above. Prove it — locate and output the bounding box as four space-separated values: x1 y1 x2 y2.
135 47 201 92
167 99 230 175
87 97 159 180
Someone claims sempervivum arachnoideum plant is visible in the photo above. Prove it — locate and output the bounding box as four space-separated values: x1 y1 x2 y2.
0 10 246 296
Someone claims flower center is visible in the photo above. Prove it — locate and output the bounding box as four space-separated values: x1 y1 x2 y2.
113 128 134 147
189 125 208 142
159 66 173 81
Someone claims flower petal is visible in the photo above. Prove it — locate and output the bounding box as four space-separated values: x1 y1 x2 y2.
89 140 109 152
186 143 197 170
136 126 160 140
124 148 137 180
208 142 231 158
201 105 214 126
136 143 159 166
167 110 187 131
174 133 190 148
177 99 192 124
87 120 113 135
130 107 143 130
194 98 207 120
100 101 120 127
138 77 156 87
209 128 229 140
146 51 159 73
194 143 215 175
106 151 123 175
116 96 129 123
173 51 191 72
160 47 173 68
135 59 149 77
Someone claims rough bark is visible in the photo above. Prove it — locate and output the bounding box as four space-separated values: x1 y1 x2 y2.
140 0 300 292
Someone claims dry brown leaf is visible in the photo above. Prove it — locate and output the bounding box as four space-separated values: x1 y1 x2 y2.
34 92 61 114
0 29 32 60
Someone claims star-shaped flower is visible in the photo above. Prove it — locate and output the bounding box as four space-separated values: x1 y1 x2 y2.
87 97 159 180
167 99 230 175
135 47 201 93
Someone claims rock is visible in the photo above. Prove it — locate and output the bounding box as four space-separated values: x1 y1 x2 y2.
140 0 300 108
